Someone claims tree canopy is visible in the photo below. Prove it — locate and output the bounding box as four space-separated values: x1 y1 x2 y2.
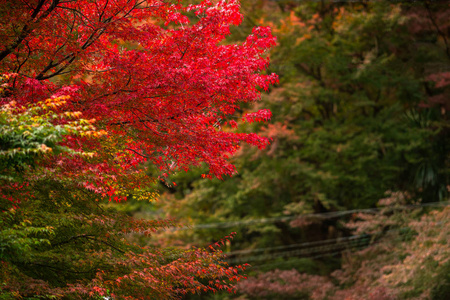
0 0 277 298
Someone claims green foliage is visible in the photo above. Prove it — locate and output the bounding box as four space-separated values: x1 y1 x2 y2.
265 1 448 208
430 260 450 300
0 81 101 181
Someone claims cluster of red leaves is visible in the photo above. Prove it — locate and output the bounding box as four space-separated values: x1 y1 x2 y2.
95 239 247 299
1 0 277 185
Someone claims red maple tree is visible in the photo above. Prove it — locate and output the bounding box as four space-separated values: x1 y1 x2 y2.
0 0 276 298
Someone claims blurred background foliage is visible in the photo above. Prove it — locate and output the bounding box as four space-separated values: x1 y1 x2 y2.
128 0 450 299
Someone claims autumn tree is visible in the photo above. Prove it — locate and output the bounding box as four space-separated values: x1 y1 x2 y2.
0 0 277 298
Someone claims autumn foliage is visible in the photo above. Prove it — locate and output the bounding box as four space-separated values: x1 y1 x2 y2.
0 0 277 298
1 0 278 180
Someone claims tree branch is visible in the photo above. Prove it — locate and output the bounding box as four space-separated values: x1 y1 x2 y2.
0 0 60 62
